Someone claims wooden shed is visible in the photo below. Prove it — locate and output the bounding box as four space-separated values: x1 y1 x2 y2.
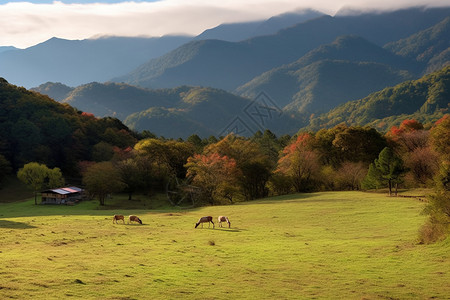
41 186 84 205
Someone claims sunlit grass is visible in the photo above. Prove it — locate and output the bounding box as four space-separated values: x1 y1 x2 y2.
0 191 448 299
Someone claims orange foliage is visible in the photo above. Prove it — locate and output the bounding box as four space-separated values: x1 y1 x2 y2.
434 114 449 126
186 153 237 183
81 112 96 118
387 119 423 139
282 133 312 156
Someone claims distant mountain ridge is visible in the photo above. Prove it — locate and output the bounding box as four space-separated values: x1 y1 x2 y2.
116 7 450 91
237 35 416 113
0 9 324 89
0 35 192 88
384 16 450 74
194 9 324 42
0 46 17 54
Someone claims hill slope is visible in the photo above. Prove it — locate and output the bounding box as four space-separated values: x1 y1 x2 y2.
305 66 450 131
38 82 300 139
384 16 450 74
237 35 415 115
0 78 137 174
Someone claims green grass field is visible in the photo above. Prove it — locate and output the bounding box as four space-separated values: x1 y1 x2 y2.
0 191 449 299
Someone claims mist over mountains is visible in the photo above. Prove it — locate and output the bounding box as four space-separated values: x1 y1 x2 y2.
0 9 323 89
115 7 450 91
5 6 450 138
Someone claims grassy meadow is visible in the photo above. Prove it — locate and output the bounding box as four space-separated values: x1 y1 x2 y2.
0 191 449 299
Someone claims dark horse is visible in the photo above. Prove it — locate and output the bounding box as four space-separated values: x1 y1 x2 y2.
195 216 214 228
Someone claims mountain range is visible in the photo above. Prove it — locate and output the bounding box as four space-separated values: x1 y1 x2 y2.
0 35 192 88
194 9 325 42
10 6 450 138
0 9 322 89
115 7 450 91
236 35 416 114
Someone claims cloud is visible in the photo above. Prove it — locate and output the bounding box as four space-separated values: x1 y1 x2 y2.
0 0 448 48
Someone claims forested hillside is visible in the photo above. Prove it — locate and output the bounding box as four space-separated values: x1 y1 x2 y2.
306 66 450 131
237 35 415 115
33 65 448 139
384 16 450 74
33 82 300 138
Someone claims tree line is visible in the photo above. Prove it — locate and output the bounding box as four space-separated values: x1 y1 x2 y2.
2 82 447 242
12 117 447 202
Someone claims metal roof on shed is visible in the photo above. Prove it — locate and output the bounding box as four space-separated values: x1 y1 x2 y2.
42 186 84 194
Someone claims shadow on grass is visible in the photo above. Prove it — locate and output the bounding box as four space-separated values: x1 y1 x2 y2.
215 228 243 232
0 219 37 229
194 227 244 232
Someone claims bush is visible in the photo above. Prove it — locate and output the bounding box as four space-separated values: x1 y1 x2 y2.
418 213 449 244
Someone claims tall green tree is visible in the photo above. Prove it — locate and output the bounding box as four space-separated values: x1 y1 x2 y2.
115 158 146 200
363 147 405 195
135 138 194 179
17 162 64 204
82 161 125 206
47 167 65 188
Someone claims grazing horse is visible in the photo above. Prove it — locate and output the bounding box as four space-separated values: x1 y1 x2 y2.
218 216 231 228
195 216 214 228
113 214 125 224
129 215 143 224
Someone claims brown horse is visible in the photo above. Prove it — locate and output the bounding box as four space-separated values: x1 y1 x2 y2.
218 216 231 228
129 215 143 224
113 214 125 224
195 216 214 228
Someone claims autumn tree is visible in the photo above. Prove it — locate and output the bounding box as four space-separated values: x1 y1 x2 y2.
185 153 238 205
205 134 273 200
82 161 125 206
334 161 367 190
388 120 439 187
419 115 450 243
277 133 321 192
404 147 439 186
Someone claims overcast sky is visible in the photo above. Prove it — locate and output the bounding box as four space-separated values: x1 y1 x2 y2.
0 0 448 48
